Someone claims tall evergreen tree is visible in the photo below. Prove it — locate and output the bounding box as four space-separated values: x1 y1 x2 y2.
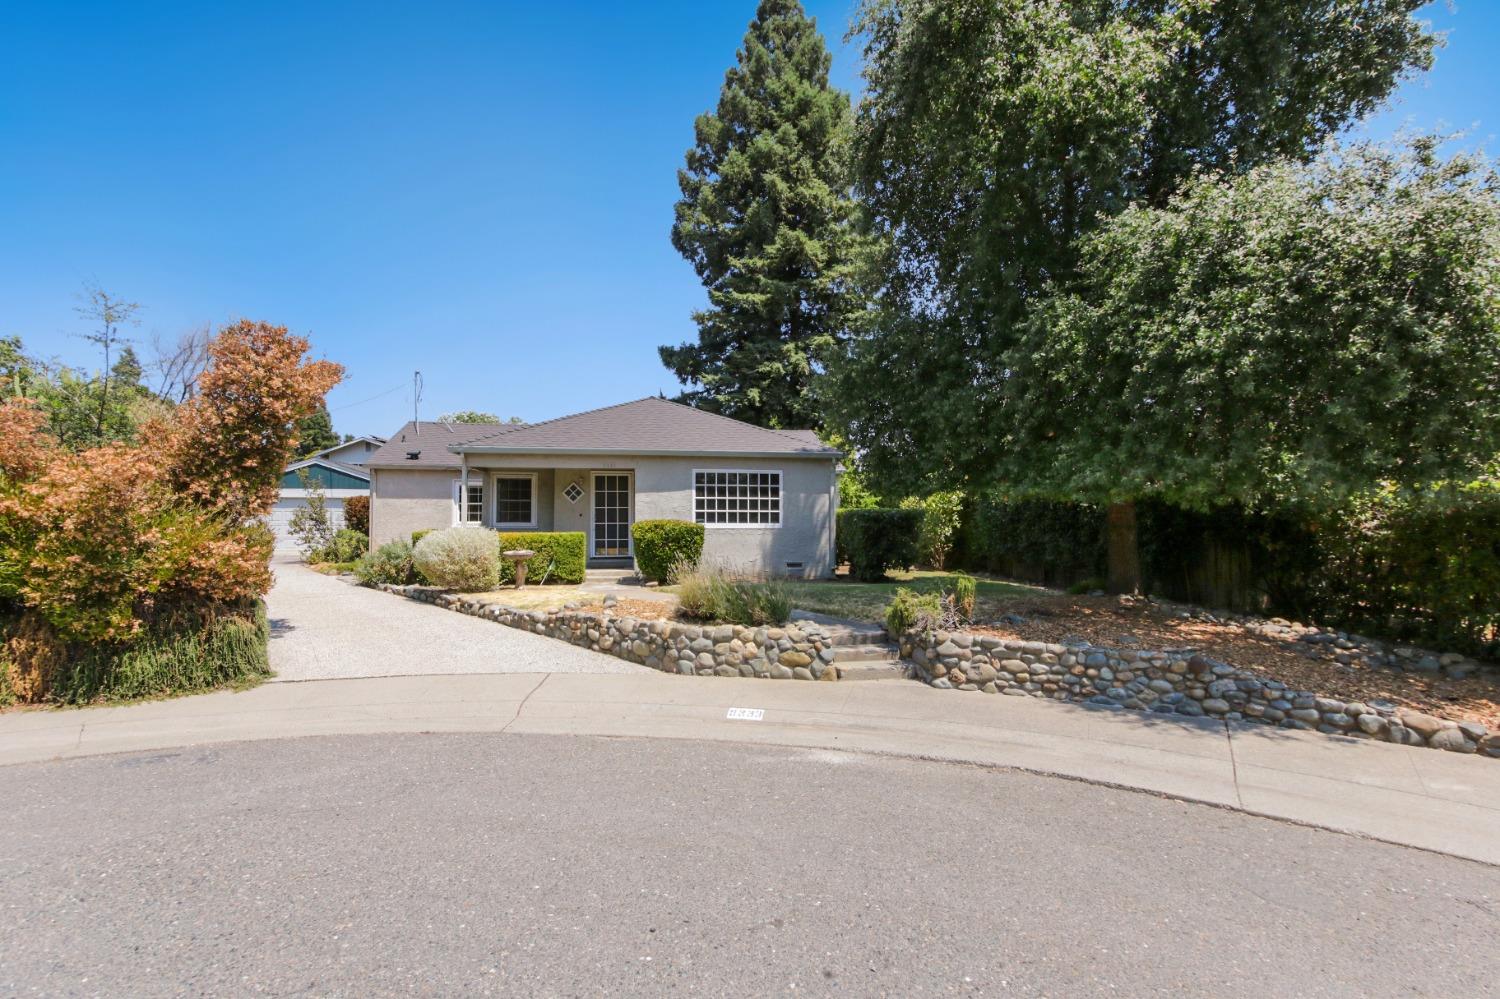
110 345 145 395
662 0 874 429
293 406 340 458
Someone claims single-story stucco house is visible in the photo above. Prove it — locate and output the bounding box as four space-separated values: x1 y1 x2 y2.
270 435 385 550
364 397 841 577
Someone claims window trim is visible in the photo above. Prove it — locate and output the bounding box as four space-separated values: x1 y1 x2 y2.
451 477 485 526
691 467 783 529
492 471 538 529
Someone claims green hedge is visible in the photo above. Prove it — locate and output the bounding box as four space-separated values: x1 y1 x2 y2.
837 508 923 582
498 531 586 585
953 489 1500 657
953 495 1106 587
631 519 705 583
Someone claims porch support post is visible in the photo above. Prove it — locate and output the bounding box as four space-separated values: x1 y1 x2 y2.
460 454 469 525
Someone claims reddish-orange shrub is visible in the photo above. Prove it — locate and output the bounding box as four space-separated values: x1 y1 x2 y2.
0 320 341 665
342 494 370 535
159 320 343 520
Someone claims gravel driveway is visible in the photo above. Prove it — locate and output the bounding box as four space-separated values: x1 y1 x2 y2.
265 557 649 681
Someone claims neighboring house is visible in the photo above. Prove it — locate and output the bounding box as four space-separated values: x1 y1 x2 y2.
365 397 841 577
270 435 386 551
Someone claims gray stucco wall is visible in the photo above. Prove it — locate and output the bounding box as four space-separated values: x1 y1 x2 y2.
369 468 453 547
372 453 837 576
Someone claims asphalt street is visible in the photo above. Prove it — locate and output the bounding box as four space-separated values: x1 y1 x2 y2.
1 733 1496 997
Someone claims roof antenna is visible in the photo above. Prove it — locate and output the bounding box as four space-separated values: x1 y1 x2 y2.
412 371 423 434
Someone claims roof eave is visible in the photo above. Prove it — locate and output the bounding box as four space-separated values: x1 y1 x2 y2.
282 457 371 479
448 445 841 459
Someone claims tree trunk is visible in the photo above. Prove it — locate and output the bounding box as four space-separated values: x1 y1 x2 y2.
1105 501 1141 594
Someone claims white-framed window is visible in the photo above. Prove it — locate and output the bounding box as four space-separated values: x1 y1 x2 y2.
693 469 781 527
493 473 537 528
452 478 484 525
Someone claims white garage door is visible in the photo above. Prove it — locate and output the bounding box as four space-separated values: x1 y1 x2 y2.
269 497 346 553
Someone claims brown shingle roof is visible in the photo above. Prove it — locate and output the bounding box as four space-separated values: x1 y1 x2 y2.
365 421 517 469
454 397 839 457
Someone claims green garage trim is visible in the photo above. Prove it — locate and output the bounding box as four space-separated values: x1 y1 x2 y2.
282 465 370 490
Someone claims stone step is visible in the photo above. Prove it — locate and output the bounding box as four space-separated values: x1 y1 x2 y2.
829 643 902 663
836 660 908 682
790 609 889 647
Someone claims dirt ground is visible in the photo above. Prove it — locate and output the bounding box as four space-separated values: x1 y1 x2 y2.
971 592 1500 730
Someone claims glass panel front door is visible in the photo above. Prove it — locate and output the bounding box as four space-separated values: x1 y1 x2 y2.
592 474 631 557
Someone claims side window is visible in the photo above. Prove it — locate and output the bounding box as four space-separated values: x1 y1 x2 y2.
453 479 485 524
693 470 781 526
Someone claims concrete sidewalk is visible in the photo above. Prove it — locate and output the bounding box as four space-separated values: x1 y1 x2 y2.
3 671 1497 865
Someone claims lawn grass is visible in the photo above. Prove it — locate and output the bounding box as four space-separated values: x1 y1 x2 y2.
778 570 1043 624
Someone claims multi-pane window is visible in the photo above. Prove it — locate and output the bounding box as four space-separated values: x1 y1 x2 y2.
457 480 484 524
693 470 781 527
494 475 534 526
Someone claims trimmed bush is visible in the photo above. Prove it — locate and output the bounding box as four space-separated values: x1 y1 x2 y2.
411 529 433 547
631 519 705 583
497 531 586 585
413 527 499 592
355 539 416 586
884 587 942 635
676 564 790 625
342 494 369 535
326 528 368 563
837 508 923 581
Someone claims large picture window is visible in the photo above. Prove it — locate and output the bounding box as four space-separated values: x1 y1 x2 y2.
693 470 781 527
494 474 536 527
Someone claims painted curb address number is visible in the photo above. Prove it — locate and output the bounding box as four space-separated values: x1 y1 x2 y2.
725 707 764 721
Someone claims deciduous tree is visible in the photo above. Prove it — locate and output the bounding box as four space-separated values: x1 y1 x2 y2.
1004 140 1500 593
829 0 1437 490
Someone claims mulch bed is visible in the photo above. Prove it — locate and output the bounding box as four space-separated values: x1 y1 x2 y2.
969 593 1500 730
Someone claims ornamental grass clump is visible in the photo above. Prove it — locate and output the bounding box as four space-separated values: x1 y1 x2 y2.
412 527 500 592
675 562 790 626
884 587 943 636
951 572 977 621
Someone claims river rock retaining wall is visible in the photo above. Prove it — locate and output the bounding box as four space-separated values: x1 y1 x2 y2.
378 585 841 680
901 630 1499 759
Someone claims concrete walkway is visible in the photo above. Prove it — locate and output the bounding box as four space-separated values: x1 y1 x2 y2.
4 671 1498 866
264 557 649 680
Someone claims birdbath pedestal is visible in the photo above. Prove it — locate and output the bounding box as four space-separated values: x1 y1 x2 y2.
502 549 537 588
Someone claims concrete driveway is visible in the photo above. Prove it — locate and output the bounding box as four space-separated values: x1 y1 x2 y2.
265 557 649 681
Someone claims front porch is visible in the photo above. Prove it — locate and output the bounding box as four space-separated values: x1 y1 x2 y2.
455 464 636 569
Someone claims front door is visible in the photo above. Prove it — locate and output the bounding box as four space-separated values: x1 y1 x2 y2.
591 472 631 558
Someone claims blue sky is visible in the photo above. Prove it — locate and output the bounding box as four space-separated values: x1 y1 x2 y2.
1 1 1492 436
